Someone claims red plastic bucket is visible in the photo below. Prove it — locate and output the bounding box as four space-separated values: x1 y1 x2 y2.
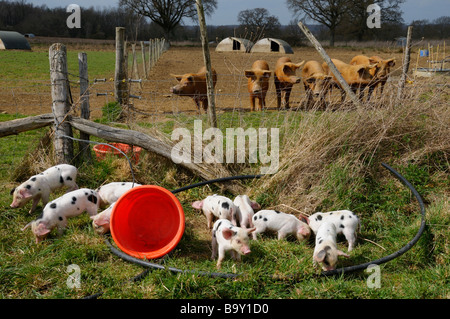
110 185 185 260
93 143 142 164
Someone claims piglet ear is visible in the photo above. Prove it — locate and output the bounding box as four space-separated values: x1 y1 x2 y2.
192 201 203 210
314 249 327 263
299 214 310 224
247 227 256 234
19 188 33 199
222 228 234 240
250 201 261 210
34 223 51 237
94 215 109 226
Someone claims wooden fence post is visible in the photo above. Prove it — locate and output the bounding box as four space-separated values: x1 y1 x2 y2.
140 41 148 79
196 0 218 128
115 27 128 107
397 26 413 100
78 52 92 162
297 21 363 109
49 43 73 164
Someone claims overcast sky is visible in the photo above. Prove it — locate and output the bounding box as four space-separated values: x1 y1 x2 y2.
28 0 450 25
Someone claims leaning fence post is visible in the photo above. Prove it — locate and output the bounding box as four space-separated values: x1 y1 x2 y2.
297 21 363 109
49 43 73 164
397 26 413 101
78 52 92 162
196 0 218 128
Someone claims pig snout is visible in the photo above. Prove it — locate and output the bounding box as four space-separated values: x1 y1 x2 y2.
240 245 251 255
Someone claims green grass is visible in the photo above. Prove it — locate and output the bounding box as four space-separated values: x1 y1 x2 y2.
0 50 115 82
0 109 448 299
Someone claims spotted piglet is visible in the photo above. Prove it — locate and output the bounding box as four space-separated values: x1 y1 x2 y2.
233 195 260 238
313 221 350 271
91 202 115 235
192 194 237 229
308 210 360 252
22 188 99 243
252 210 311 241
10 164 78 214
96 182 141 208
211 219 255 269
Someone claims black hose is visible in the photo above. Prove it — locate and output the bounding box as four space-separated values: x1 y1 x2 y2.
87 163 426 298
321 162 427 276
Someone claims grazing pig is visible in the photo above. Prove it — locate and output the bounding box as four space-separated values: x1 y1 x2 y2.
170 66 218 111
252 210 311 241
10 164 78 214
96 182 141 208
233 195 260 238
322 59 377 101
244 60 272 111
274 57 305 109
211 219 255 269
192 194 237 228
349 55 395 99
91 202 115 235
301 60 333 108
22 188 99 243
313 221 350 271
308 210 360 252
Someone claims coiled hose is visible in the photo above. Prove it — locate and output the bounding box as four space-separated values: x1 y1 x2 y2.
84 163 426 298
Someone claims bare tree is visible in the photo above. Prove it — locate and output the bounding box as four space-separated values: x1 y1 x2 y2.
237 8 281 40
119 0 217 41
286 0 350 46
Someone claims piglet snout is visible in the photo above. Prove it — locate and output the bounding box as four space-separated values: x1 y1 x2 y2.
241 245 251 255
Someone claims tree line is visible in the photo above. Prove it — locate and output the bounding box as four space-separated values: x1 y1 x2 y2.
0 0 448 46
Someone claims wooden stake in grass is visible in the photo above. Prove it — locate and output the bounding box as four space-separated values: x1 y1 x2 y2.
397 26 413 101
297 21 363 109
196 0 217 128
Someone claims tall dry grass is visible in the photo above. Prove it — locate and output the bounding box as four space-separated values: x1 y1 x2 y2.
256 76 449 215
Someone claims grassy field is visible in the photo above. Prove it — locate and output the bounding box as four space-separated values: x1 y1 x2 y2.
0 43 449 300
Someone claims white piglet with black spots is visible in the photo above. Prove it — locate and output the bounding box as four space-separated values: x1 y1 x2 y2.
96 182 141 208
308 210 360 251
192 194 237 228
252 210 311 241
10 164 78 214
211 219 255 269
22 188 99 243
313 221 350 271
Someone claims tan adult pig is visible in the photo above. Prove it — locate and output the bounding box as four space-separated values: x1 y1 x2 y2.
244 60 272 111
274 57 305 109
170 66 217 111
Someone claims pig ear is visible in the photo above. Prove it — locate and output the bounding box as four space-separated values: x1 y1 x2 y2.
19 188 33 199
299 214 310 224
338 250 350 258
314 249 327 263
94 216 109 226
192 200 203 209
295 61 305 68
250 201 260 210
34 222 50 237
171 74 183 82
263 71 272 78
387 59 395 67
306 77 315 84
244 70 255 78
222 227 234 240
10 188 16 195
247 227 256 234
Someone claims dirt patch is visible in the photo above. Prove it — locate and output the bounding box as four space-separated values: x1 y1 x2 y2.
0 44 422 119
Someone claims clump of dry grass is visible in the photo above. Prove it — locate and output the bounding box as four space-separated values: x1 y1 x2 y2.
256 76 449 215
